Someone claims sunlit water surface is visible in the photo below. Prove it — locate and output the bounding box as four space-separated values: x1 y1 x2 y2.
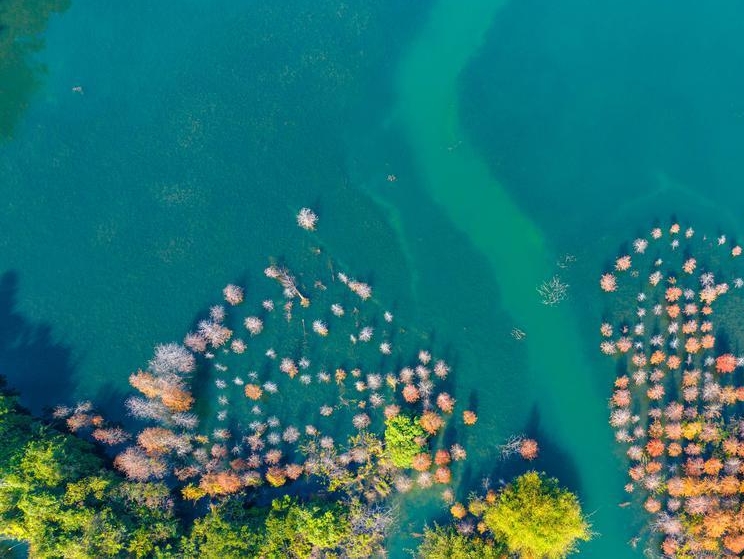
4 1 744 556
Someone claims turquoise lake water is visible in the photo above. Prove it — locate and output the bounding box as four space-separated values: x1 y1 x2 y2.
4 0 744 556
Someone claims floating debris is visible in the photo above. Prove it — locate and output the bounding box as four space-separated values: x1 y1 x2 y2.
511 327 526 340
537 275 569 305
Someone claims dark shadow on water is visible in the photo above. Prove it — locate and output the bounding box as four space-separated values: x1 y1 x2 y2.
520 405 582 493
89 383 130 427
716 329 733 355
466 389 479 416
458 404 583 501
0 271 78 414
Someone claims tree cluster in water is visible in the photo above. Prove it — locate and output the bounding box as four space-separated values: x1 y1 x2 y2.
601 222 744 557
55 213 478 507
0 209 594 559
0 375 588 559
0 377 394 558
43 209 486 557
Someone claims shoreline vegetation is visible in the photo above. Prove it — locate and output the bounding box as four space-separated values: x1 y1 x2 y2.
0 210 591 558
601 222 744 557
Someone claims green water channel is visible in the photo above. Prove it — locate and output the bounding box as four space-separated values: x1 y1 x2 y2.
395 0 634 555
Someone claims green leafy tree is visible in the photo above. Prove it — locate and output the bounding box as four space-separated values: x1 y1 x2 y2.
0 386 179 558
0 377 389 559
180 500 265 559
260 495 353 558
384 414 425 468
182 496 362 559
416 526 504 559
483 472 591 559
